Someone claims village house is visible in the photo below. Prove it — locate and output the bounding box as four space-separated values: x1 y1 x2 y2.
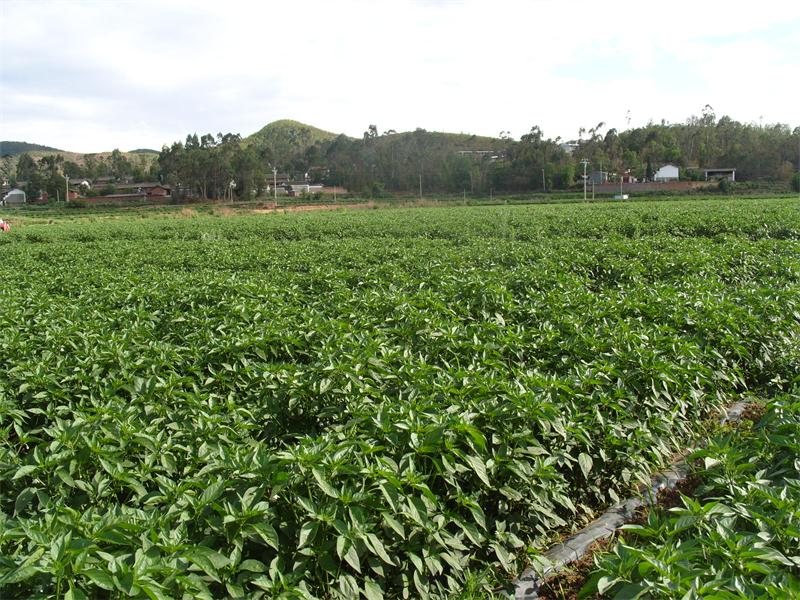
284 182 324 197
653 164 680 182
704 168 736 182
112 182 172 198
1 188 26 205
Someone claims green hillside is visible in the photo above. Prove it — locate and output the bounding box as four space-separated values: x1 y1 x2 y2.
245 119 344 157
244 120 504 157
0 141 63 156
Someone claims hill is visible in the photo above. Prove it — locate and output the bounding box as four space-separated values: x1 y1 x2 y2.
245 119 345 157
1 145 160 186
0 141 64 156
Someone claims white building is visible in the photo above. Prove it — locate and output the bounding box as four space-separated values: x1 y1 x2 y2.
1 188 26 205
704 168 736 182
653 164 679 182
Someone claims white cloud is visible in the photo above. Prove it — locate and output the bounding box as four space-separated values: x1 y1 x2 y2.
1 0 798 151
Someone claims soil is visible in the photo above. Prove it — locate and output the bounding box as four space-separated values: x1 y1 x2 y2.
534 472 704 598
536 539 610 600
741 402 767 424
252 202 373 214
657 473 702 509
511 403 757 598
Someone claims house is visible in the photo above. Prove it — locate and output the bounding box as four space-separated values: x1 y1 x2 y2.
1 188 26 205
284 182 323 197
653 164 679 182
704 168 736 182
113 182 171 198
267 173 291 187
71 178 92 189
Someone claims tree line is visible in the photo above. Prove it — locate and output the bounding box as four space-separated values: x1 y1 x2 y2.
5 108 799 201
4 149 157 200
155 107 796 197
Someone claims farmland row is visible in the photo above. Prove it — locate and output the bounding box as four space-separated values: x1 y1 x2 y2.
1 199 799 598
580 394 800 598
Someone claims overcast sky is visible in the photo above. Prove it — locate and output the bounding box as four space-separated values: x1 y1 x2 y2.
1 0 799 153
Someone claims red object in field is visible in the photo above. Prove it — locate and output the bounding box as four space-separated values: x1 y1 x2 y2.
0 222 9 232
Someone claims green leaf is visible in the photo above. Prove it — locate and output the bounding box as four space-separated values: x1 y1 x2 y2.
344 543 361 573
238 559 267 573
578 452 593 478
365 532 394 565
12 465 36 480
200 479 226 505
14 487 35 515
406 496 428 525
467 504 487 530
184 546 230 582
597 575 620 594
65 587 88 600
364 578 384 600
55 467 76 487
612 583 646 599
226 581 246 598
298 521 319 548
382 512 405 538
250 522 280 550
0 565 41 584
464 454 490 486
493 543 514 572
139 578 171 600
82 569 115 591
312 468 339 498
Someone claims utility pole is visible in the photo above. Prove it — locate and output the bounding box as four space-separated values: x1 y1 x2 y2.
580 159 589 202
542 168 546 192
272 167 277 204
419 173 422 200
65 175 69 203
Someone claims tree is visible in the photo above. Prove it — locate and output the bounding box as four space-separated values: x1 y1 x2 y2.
791 172 800 193
110 149 131 179
16 153 37 181
1 154 13 184
363 124 378 140
63 160 84 179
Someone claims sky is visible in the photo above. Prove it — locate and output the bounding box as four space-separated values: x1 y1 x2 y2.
1 0 799 153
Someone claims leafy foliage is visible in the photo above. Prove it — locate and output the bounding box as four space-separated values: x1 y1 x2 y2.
581 395 800 599
0 198 799 598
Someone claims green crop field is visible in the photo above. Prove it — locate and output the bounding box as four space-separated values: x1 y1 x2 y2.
1 198 799 599
579 394 800 599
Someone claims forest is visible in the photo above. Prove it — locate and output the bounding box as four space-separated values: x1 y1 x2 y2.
6 108 800 200
154 108 799 198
